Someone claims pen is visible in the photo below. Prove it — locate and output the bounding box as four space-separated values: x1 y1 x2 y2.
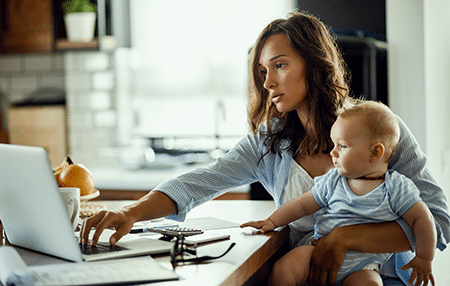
130 224 179 234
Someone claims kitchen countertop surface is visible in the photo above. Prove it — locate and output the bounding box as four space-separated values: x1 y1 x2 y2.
90 164 249 193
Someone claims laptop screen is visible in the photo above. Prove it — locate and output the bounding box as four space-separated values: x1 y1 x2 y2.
0 144 83 262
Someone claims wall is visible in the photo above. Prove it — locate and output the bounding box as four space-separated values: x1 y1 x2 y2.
386 0 426 149
387 1 450 285
423 2 450 283
0 53 65 106
387 0 450 194
63 51 120 168
0 51 120 168
424 0 450 191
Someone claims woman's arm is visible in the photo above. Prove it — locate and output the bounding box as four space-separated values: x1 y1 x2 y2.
81 190 178 245
308 222 411 286
389 116 450 250
81 131 270 245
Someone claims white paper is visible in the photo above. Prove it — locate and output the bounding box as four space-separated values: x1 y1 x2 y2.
29 256 178 286
0 246 35 286
0 246 179 286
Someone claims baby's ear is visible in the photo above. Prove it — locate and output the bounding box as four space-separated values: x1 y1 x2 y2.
370 143 385 162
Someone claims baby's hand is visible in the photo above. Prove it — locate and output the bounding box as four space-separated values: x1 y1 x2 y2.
400 256 434 286
240 218 275 233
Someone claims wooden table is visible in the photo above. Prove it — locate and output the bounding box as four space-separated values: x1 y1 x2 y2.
3 200 289 286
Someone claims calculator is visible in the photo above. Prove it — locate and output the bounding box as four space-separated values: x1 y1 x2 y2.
146 226 204 237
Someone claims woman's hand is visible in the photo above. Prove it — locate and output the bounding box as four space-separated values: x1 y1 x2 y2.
308 229 347 286
80 209 136 246
308 222 411 286
401 256 435 286
240 218 276 233
80 191 178 246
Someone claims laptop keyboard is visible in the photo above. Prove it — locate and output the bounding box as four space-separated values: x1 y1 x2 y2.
80 242 127 255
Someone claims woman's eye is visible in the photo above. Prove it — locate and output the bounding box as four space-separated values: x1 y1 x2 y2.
276 63 285 69
260 69 267 75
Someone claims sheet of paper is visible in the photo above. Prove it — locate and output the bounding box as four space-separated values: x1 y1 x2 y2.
0 247 178 286
179 217 239 230
0 246 33 286
137 216 239 231
29 256 178 286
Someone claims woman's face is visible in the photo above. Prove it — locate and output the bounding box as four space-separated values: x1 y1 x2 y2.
258 33 309 120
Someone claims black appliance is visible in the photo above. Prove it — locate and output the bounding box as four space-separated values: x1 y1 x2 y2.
337 35 388 105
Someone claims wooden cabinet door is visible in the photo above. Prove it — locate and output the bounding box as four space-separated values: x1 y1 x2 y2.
0 0 53 53
8 106 67 167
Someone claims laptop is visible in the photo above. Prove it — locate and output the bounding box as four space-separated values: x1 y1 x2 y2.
0 144 173 262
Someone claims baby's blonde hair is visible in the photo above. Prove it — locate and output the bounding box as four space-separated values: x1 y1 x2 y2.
338 101 400 162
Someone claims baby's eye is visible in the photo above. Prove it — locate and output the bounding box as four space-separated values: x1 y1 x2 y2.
340 144 347 149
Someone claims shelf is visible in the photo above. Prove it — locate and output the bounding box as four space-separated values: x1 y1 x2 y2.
55 39 99 51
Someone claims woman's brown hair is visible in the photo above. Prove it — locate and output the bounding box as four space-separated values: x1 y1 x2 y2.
248 11 350 159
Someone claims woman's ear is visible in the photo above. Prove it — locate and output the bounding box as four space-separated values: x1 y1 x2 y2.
370 143 385 162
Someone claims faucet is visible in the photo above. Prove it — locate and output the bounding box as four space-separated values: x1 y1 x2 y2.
214 98 227 151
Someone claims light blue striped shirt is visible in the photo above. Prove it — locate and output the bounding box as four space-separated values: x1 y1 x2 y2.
154 116 449 284
311 168 422 283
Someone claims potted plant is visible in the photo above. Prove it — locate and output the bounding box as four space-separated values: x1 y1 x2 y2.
62 0 97 42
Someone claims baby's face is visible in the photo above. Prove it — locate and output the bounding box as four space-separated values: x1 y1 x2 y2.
330 117 374 178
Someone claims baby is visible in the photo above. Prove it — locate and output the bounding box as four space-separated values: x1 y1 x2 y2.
241 101 436 286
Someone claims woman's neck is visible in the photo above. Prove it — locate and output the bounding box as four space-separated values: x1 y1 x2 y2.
296 103 311 128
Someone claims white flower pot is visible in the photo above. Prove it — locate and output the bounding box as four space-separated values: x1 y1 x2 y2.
64 12 96 42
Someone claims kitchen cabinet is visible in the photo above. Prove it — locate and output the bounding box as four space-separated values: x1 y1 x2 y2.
8 105 67 168
0 112 7 143
0 0 53 53
0 0 129 54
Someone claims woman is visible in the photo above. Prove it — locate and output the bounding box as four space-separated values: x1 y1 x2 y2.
81 12 449 285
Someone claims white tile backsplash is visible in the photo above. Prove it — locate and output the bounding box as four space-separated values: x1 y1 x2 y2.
0 55 22 72
92 71 114 91
0 77 9 92
24 54 53 71
93 110 116 128
64 72 92 90
8 90 29 103
63 53 83 71
10 76 38 91
67 110 94 129
84 53 110 71
40 75 65 89
62 51 119 166
89 91 111 110
53 54 65 71
0 50 116 167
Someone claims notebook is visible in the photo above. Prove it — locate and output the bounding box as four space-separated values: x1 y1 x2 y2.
0 144 173 262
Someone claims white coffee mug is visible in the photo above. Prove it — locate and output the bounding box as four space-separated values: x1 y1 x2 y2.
59 187 80 231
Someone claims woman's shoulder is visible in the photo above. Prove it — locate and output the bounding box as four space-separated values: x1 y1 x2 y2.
385 169 420 195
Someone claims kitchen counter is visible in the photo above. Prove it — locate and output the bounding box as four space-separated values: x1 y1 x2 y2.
90 164 250 200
